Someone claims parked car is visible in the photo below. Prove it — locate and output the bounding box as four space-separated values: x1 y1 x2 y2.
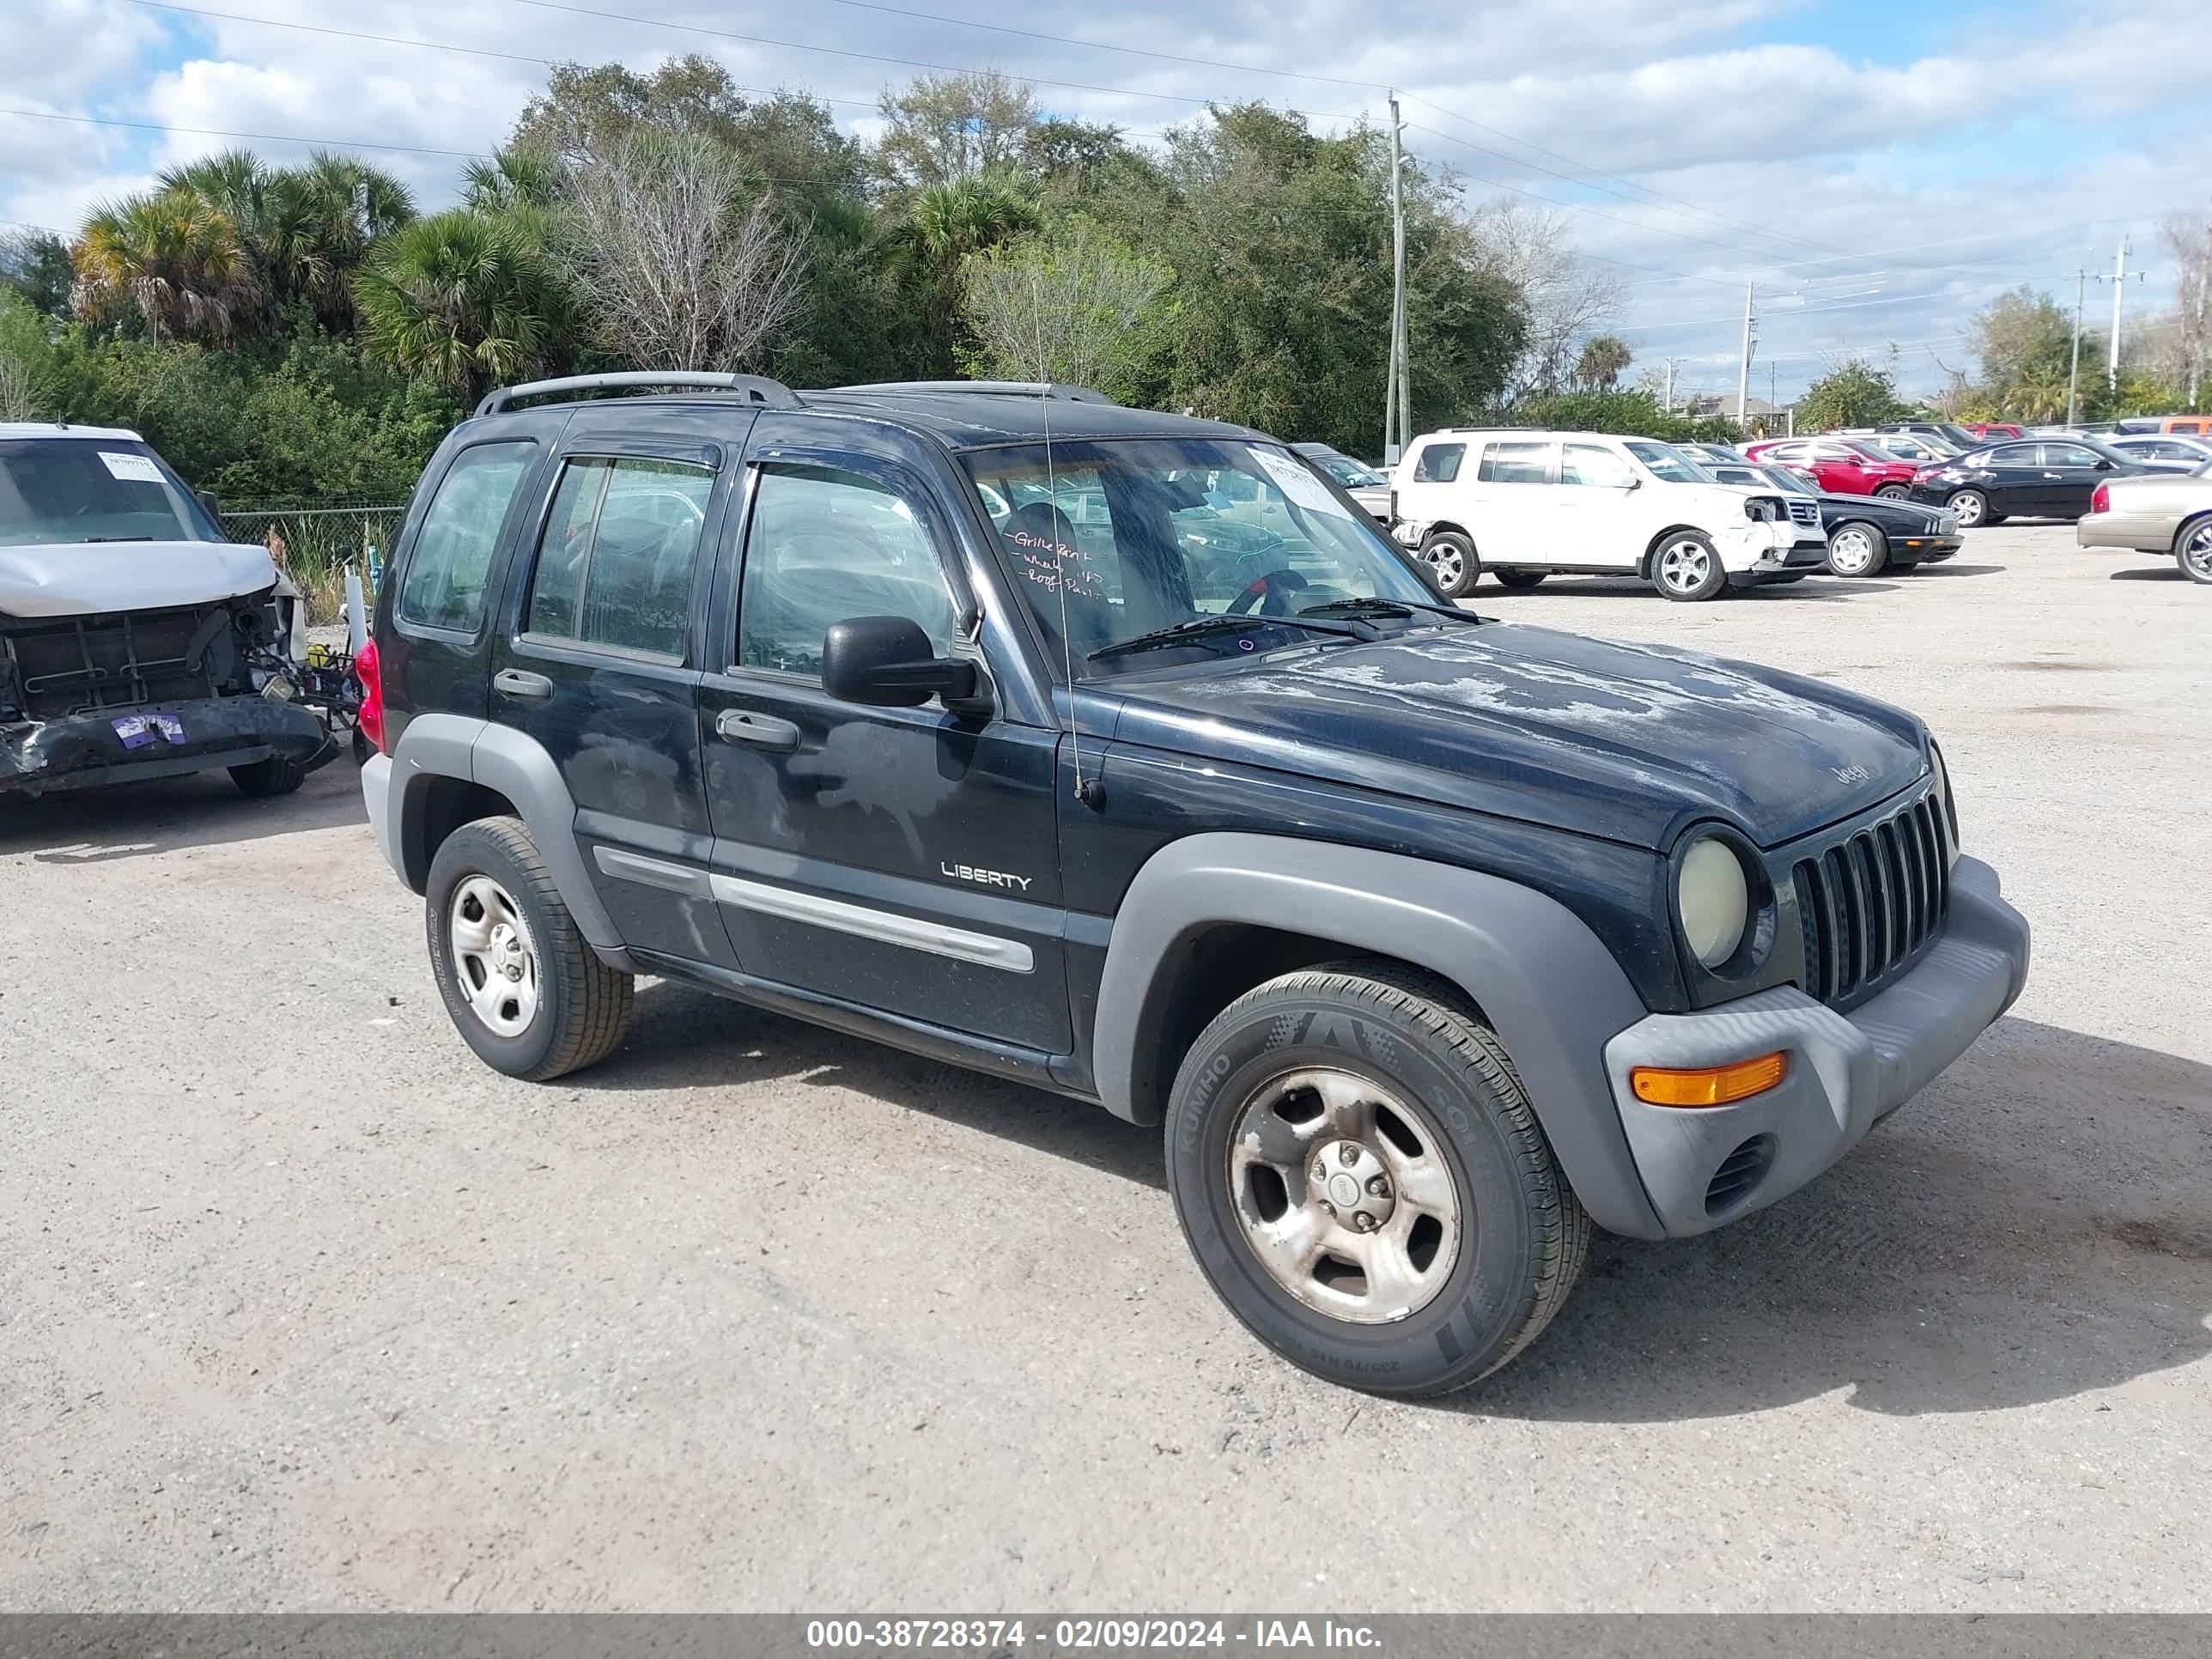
1961 422 2025 441
1745 436 1919 499
1906 434 2154 526
1877 420 1987 453
2150 414 2212 437
1390 429 1826 601
1675 442 1747 467
2106 434 2212 472
1 422 334 799
1701 460 1963 578
1845 430 1959 464
2075 460 2212 583
1291 441 1393 523
359 370 2028 1397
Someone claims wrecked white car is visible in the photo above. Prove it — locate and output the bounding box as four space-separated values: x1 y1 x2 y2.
0 422 336 799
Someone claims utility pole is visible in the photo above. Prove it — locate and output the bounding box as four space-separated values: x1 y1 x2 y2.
1735 281 1756 429
2101 235 2143 394
1662 357 1674 413
1382 94 1408 465
2065 268 2087 426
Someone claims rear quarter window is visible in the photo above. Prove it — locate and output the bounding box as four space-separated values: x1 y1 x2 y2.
1410 442 1465 483
397 441 538 634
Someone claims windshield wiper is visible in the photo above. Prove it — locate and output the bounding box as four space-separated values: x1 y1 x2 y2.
1088 611 1375 662
83 535 154 543
1299 596 1482 627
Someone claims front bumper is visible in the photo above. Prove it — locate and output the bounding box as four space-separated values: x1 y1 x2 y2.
1601 856 2029 1236
1891 534 1962 563
0 694 337 797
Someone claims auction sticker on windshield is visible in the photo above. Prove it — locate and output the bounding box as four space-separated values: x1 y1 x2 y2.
1252 447 1353 518
98 452 166 483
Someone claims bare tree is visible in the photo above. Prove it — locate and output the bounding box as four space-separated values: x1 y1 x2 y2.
874 70 1039 193
0 350 34 421
1467 200 1624 401
558 129 808 371
2160 211 2209 408
960 218 1172 397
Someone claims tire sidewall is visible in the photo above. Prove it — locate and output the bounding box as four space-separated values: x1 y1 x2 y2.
1650 532 1725 601
1164 988 1542 1395
1420 531 1480 598
425 823 569 1078
2175 518 2212 585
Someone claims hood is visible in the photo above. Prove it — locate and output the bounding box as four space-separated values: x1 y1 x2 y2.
0 540 279 618
1097 623 1929 850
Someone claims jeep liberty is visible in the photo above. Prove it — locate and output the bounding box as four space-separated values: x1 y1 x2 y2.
360 373 2032 1395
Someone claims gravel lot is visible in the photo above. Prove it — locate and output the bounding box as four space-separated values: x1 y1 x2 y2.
3 522 2207 1613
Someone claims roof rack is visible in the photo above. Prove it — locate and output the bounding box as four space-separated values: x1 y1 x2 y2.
474 371 799 418
827 380 1121 405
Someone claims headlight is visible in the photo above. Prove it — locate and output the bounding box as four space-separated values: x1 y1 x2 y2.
1677 836 1751 968
1742 495 1781 522
1930 743 1960 866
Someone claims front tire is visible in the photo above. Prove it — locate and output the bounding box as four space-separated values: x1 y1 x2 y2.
229 753 306 797
2175 517 2212 585
1492 569 1547 590
1650 532 1727 601
1826 522 1889 578
1164 962 1589 1397
1418 529 1480 599
425 817 634 1081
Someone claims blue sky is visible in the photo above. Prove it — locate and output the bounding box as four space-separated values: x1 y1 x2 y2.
3 0 2203 404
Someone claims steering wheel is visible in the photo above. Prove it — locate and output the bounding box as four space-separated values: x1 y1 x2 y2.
1225 567 1311 617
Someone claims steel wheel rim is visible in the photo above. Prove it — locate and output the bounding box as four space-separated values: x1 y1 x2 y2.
1224 1066 1463 1325
1830 527 1877 574
1952 491 1984 526
449 874 539 1037
1427 542 1465 587
2184 524 2212 578
1657 538 1711 592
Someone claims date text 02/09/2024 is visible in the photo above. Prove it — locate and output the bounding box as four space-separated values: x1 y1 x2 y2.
803 1619 1383 1650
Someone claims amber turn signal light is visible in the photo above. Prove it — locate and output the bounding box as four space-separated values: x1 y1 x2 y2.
1630 1051 1788 1107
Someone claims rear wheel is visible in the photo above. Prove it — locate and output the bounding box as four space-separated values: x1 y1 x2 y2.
1873 483 1911 501
425 817 634 1081
1948 488 1992 528
2177 517 2212 585
1491 569 1546 590
1650 532 1727 601
1826 522 1889 578
1418 529 1479 598
1164 962 1589 1396
229 753 306 797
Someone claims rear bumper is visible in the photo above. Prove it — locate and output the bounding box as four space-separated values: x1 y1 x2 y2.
1601 856 2029 1237
2075 514 2167 552
0 694 336 797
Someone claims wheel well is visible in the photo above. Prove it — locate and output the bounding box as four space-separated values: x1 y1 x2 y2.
2175 510 2212 552
1129 924 1486 1125
401 775 520 892
1421 520 1473 547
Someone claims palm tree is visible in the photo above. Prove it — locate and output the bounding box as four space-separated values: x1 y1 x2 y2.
1573 332 1633 392
885 172 1036 373
263 153 416 331
463 149 563 215
352 209 562 403
73 186 258 343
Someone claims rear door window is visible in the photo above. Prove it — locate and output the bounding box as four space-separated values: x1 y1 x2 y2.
398 441 537 634
525 457 715 660
1410 442 1465 483
1477 441 1553 483
1559 444 1634 487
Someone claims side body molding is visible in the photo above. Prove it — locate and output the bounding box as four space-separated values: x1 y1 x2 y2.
1090 832 1666 1238
381 713 625 953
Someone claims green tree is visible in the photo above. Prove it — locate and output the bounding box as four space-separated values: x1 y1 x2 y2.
352 210 563 404
885 171 1037 374
873 70 1039 193
2 228 76 318
958 216 1174 399
260 153 416 332
1795 359 1907 431
74 185 260 343
1572 332 1632 391
1512 387 1739 444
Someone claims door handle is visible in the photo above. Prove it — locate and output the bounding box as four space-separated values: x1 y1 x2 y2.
714 708 800 750
493 668 554 701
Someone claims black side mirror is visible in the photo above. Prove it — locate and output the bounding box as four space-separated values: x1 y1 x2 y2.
197 489 222 521
821 616 982 711
2094 459 2113 471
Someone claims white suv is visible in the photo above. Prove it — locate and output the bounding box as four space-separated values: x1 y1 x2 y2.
1389 429 1827 601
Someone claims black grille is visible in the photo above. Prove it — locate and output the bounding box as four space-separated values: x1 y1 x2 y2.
1705 1134 1776 1217
1792 788 1951 1008
4 605 230 720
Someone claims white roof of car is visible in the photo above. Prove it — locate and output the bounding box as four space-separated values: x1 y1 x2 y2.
1412 429 1672 444
0 421 146 441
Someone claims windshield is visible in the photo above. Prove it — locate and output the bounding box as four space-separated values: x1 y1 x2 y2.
962 438 1442 678
1314 454 1385 488
1757 465 1818 496
1623 441 1706 483
0 439 222 548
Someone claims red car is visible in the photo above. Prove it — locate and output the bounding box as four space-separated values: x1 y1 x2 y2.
1964 422 2025 440
1742 436 1919 498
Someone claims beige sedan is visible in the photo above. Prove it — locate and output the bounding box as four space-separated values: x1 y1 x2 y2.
2075 463 2212 585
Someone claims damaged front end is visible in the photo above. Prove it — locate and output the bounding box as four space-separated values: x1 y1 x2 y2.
0 586 337 797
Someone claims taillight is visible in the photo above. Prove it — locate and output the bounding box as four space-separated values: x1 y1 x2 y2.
355 635 386 754
2090 483 2111 515
1912 465 1938 483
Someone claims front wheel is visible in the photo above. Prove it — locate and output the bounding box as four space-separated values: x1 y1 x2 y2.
425 817 635 1081
229 753 306 797
1826 522 1889 578
1650 532 1727 601
1418 529 1480 599
1492 568 1547 590
1164 962 1590 1396
2175 517 2212 585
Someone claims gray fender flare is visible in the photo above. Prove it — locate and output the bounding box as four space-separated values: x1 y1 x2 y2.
384 714 623 951
1091 832 1666 1239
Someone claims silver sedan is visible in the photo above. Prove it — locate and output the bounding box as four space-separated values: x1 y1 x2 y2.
2075 461 2212 584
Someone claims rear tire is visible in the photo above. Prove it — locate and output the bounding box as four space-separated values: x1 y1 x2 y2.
1650 532 1727 601
1874 483 1911 501
229 753 306 797
1492 569 1547 590
1164 961 1589 1397
1418 529 1480 598
2177 517 2212 585
1948 489 1992 528
425 817 634 1082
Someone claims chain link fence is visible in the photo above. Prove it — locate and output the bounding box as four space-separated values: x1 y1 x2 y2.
218 499 408 626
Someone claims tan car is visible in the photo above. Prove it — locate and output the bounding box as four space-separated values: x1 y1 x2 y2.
2075 463 2212 584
